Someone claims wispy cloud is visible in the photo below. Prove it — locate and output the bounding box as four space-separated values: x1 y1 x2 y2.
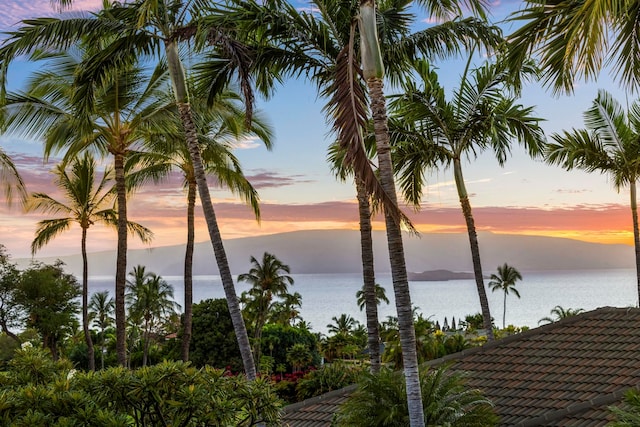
0 0 102 31
246 171 314 189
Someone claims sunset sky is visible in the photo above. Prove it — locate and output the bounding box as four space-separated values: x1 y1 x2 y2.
0 0 633 260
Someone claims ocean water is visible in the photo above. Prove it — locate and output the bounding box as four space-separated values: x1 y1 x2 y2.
89 269 638 335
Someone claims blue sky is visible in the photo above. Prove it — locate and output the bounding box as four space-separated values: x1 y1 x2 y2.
0 0 633 259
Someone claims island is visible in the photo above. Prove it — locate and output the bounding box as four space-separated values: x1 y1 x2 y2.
408 269 477 281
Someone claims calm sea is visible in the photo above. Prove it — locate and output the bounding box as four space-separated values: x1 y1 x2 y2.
88 269 638 335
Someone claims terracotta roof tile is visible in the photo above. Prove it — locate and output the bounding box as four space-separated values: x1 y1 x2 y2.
283 307 640 426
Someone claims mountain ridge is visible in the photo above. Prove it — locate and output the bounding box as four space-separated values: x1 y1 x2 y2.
15 229 635 277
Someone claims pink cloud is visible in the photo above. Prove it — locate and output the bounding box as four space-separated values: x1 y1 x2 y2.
0 0 102 31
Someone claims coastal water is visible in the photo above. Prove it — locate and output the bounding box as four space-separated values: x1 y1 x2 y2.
89 269 638 335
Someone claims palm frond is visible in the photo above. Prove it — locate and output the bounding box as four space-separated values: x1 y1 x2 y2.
31 218 72 254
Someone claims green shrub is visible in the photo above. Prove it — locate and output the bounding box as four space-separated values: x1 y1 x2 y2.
0 345 283 426
296 362 364 401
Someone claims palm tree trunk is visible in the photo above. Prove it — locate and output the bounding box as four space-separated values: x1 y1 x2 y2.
100 326 105 370
114 152 128 365
453 158 494 340
143 319 149 367
359 0 423 422
82 227 95 371
356 178 381 373
181 180 196 362
166 40 256 379
367 77 424 426
502 292 506 330
631 181 640 306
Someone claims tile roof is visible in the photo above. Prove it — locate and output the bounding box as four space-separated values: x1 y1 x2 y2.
282 306 640 427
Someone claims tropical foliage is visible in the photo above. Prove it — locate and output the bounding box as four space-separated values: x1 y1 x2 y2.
0 345 282 426
126 265 180 367
239 252 295 366
334 365 498 426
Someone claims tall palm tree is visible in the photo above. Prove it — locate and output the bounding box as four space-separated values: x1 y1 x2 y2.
0 0 262 379
507 0 640 94
356 2 499 422
328 140 384 373
545 90 640 303
89 290 115 370
25 153 151 371
488 263 522 329
126 265 180 367
147 87 271 363
0 45 170 366
213 1 497 420
390 58 545 341
238 252 294 366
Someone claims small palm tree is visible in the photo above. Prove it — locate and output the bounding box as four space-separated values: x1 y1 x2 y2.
126 265 180 367
538 306 585 325
89 291 115 370
356 283 389 312
488 263 523 330
238 252 294 367
26 153 151 371
545 90 640 305
327 314 358 336
334 365 498 426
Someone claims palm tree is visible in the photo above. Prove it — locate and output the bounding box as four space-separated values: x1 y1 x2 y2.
327 314 358 336
217 0 496 420
356 3 499 422
507 1 640 94
356 283 389 311
238 252 294 366
334 366 498 426
0 0 261 379
390 58 545 341
328 140 384 373
545 90 640 304
0 45 171 366
147 87 272 363
126 265 180 367
89 290 115 370
25 153 151 371
538 305 585 325
488 263 522 329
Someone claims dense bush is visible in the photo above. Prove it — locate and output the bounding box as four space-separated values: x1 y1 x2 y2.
0 345 283 426
261 323 321 372
188 298 243 372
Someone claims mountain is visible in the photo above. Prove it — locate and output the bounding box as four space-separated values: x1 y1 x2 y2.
16 230 635 277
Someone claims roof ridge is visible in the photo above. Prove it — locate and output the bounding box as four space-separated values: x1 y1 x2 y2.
424 306 624 367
